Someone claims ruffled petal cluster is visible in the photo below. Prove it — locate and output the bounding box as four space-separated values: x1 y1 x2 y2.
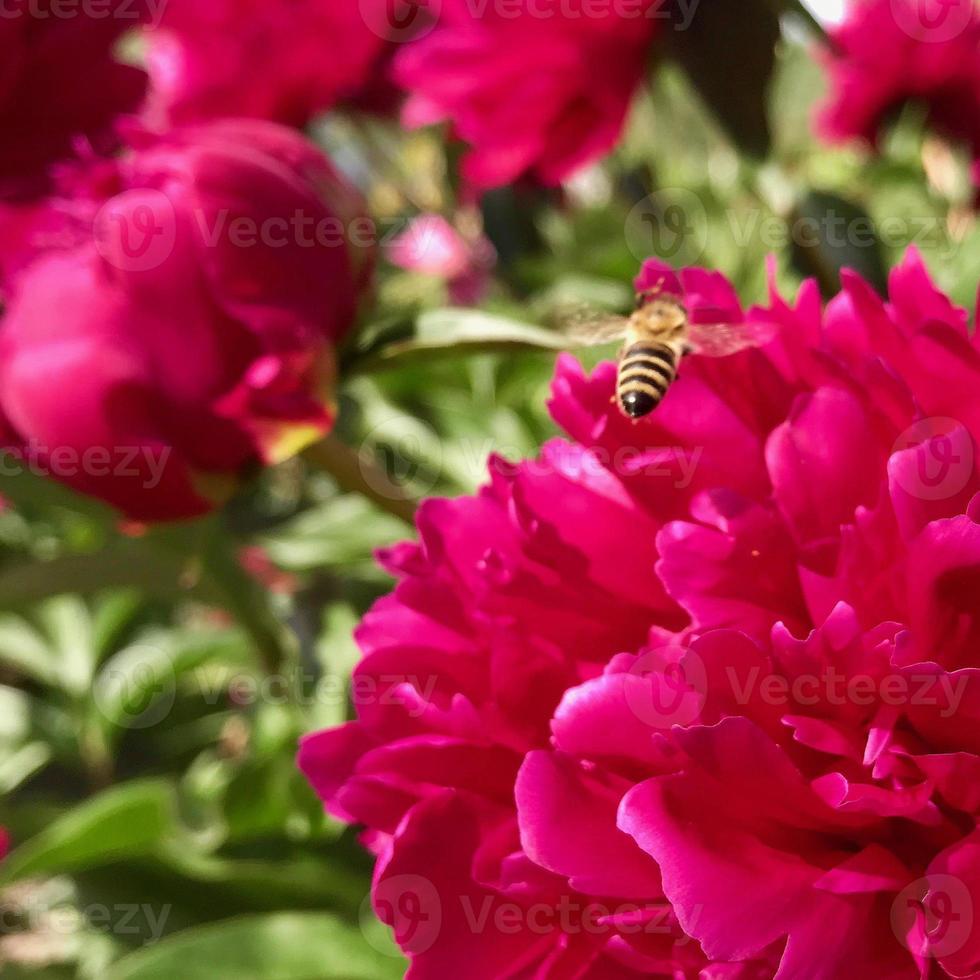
819 0 980 184
301 250 980 977
142 0 398 127
393 0 663 189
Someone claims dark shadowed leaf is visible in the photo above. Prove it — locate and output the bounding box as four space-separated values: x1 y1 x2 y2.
349 308 568 373
663 0 780 158
790 190 888 296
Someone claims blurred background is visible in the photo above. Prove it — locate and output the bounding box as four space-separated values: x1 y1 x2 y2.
1 0 979 977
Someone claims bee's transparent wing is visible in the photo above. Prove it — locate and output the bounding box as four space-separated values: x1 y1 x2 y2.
687 319 778 357
557 306 629 348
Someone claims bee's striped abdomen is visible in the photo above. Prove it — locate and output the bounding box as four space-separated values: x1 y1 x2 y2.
617 343 678 419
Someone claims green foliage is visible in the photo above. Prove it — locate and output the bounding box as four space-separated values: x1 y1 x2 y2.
106 913 403 980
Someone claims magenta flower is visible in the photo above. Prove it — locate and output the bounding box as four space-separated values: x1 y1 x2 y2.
142 0 397 128
301 250 980 976
0 120 372 521
387 213 496 305
0 0 148 199
393 0 662 189
819 0 980 180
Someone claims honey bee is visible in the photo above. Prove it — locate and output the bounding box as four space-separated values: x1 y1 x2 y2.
565 283 776 420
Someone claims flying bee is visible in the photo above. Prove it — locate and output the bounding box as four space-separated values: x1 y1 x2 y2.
563 284 777 420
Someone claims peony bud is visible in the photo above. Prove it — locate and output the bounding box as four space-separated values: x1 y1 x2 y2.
0 120 374 521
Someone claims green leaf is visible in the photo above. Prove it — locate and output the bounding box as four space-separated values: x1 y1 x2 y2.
664 0 780 158
0 780 176 884
73 845 370 931
91 590 144 666
37 595 97 696
260 497 405 572
92 630 248 734
0 740 52 794
106 912 404 980
790 190 889 296
0 614 58 685
349 308 568 373
0 457 116 524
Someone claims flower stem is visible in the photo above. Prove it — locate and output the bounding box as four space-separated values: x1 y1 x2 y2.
306 434 418 526
148 518 292 676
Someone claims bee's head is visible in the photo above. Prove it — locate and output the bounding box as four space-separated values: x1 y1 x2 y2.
636 291 688 335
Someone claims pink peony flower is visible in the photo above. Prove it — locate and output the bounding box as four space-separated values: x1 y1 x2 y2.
0 119 373 521
0 0 148 199
387 213 496 305
301 249 980 976
142 0 403 128
393 0 662 189
819 0 980 180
